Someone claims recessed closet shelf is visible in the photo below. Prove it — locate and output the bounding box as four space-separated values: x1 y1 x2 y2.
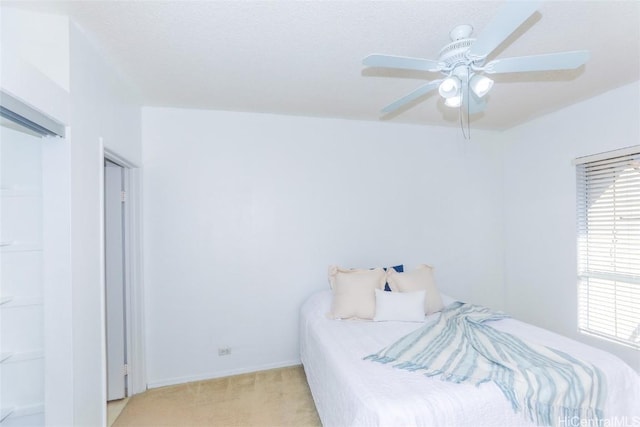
0 296 43 308
0 350 44 363
0 241 42 252
0 187 41 197
0 407 15 423
0 403 44 421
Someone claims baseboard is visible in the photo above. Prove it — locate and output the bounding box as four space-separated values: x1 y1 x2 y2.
146 359 301 389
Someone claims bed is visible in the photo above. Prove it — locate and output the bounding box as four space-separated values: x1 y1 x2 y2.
300 290 640 427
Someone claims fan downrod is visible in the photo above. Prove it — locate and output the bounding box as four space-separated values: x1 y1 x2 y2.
439 24 475 67
449 24 473 41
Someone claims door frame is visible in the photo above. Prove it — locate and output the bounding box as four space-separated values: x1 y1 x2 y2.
102 146 146 397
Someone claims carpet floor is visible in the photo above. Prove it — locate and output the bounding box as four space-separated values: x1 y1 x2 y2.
113 365 322 427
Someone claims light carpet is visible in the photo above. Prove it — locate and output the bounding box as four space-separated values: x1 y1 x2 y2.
113 365 321 427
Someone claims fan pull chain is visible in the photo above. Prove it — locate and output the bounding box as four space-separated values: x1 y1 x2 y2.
466 70 471 139
458 67 471 140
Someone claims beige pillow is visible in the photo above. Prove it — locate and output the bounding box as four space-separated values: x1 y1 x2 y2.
328 266 387 319
386 264 444 315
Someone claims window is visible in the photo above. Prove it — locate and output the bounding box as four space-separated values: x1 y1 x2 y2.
576 147 640 349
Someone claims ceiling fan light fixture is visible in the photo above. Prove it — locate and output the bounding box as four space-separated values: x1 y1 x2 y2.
469 75 494 98
445 95 462 108
362 1 591 140
438 77 460 99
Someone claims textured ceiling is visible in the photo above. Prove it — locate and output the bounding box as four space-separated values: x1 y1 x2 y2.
10 1 640 129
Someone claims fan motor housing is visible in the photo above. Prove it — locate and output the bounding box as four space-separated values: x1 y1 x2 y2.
438 38 475 67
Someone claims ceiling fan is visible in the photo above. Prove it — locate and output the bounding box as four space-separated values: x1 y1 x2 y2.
362 1 589 136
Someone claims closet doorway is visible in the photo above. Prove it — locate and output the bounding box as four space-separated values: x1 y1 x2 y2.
104 159 128 401
102 147 145 422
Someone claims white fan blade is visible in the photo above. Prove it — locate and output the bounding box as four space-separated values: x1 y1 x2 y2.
363 54 443 72
484 50 590 74
468 1 540 60
381 80 442 113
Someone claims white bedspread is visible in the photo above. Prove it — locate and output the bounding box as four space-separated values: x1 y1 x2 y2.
299 290 640 427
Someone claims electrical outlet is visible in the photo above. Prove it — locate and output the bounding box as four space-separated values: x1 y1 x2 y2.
218 347 231 356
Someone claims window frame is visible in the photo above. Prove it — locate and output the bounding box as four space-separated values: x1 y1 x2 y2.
574 146 640 350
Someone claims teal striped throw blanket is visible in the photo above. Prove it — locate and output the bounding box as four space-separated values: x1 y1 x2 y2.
366 302 605 426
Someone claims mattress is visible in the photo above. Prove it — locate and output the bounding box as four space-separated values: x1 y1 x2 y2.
299 290 640 427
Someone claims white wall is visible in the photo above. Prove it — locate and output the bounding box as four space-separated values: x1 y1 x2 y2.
1 6 142 426
0 7 69 127
68 21 141 426
0 7 69 93
502 81 640 372
142 107 505 386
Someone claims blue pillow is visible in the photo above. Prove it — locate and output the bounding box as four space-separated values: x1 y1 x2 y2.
384 265 403 291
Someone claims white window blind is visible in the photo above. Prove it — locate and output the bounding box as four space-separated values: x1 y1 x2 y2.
576 149 640 349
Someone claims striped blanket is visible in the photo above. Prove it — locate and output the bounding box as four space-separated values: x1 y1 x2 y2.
365 302 605 427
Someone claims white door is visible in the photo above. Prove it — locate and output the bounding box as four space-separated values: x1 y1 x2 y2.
105 160 126 401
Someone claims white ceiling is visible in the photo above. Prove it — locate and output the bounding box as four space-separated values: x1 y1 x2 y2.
12 1 640 129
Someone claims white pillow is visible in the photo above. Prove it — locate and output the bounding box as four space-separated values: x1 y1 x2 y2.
386 264 444 315
374 289 426 322
328 266 387 319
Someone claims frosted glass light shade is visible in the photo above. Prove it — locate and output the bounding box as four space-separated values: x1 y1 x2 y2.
469 75 494 98
438 77 460 98
444 95 462 108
